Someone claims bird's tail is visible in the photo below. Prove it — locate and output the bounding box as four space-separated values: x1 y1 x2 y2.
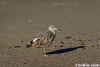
26 40 33 48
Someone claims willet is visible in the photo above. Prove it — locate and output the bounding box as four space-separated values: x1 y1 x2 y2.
26 25 61 56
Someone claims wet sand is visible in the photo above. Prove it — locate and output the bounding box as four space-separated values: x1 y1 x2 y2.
0 0 100 67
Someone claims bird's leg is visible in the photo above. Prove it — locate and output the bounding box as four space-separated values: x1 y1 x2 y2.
42 47 48 56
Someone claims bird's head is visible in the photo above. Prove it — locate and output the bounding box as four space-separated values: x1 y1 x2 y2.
48 25 62 33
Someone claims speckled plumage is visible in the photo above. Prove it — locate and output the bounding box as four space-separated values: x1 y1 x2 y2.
26 25 61 56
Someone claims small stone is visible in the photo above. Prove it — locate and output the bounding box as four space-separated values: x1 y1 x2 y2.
20 40 24 43
59 45 64 47
24 62 27 64
14 46 21 48
60 41 65 44
65 36 72 39
91 45 95 48
8 46 12 49
53 45 57 48
26 44 32 48
96 44 100 48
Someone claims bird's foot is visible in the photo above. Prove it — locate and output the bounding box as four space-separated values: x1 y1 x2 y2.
43 54 48 56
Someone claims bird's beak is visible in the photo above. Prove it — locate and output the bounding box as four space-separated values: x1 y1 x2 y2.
57 28 62 32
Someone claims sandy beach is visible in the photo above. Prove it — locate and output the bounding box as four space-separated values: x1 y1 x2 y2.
0 0 100 67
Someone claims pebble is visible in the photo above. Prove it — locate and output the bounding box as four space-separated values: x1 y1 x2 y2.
65 36 72 39
60 41 65 44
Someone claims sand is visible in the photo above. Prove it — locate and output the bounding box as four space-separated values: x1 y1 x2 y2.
0 0 100 67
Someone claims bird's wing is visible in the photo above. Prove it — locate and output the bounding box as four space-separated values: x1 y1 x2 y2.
44 31 55 42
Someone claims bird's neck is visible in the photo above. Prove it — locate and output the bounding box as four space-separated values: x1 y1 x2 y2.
50 30 56 35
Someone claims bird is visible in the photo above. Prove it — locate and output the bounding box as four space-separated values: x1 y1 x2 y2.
26 25 61 56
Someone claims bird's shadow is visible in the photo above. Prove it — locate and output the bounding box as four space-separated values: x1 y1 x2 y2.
46 46 86 55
